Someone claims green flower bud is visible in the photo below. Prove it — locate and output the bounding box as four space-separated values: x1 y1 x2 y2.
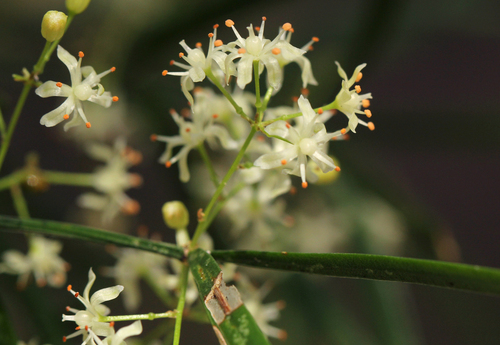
162 201 189 230
41 11 67 42
66 0 91 14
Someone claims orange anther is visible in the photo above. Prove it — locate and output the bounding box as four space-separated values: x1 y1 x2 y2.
290 186 297 195
112 96 119 102
122 200 140 215
318 108 323 114
67 285 72 291
341 128 347 135
150 134 157 142
185 127 191 132
255 26 261 32
364 109 372 118
301 181 308 189
110 67 116 72
109 321 115 327
285 122 291 128
308 46 314 51
282 23 292 31
335 166 341 172
291 96 298 102
66 306 71 311
75 326 81 330
85 122 91 128
238 48 246 54
290 28 295 33
362 99 371 108
355 72 363 83
212 114 218 119
225 19 235 27
281 159 287 165
63 336 67 342
162 70 168 76
355 85 361 93
85 326 89 331
78 51 84 58
208 33 214 38
179 52 184 58
63 114 69 120
74 292 79 297
257 136 265 142
169 108 176 115
312 37 319 42
213 24 219 29
56 82 63 87
272 48 281 55
166 161 172 168
262 16 267 21
214 39 223 47
278 330 288 341
367 122 375 131
301 88 309 96
195 42 202 48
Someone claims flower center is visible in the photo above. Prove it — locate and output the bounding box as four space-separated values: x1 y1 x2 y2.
299 138 317 155
74 310 95 327
74 84 93 101
245 36 262 56
188 49 206 65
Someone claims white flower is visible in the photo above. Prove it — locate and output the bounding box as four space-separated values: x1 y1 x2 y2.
254 95 342 188
153 108 237 182
224 18 305 91
35 46 117 131
334 61 374 133
0 235 68 288
77 138 142 223
103 321 142 345
62 268 123 344
163 25 227 106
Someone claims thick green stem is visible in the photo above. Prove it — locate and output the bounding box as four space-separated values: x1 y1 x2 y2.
172 263 189 345
211 250 500 296
205 69 251 123
101 311 177 323
197 144 219 188
190 127 257 247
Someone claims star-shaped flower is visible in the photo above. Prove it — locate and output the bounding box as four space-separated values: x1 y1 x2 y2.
334 61 374 133
35 45 118 130
254 95 342 188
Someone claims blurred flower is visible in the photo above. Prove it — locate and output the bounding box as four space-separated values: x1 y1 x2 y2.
333 62 373 133
103 321 142 345
0 235 68 288
35 46 117 131
77 137 142 223
62 268 122 343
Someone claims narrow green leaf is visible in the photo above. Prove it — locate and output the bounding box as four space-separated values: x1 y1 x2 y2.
211 250 500 296
0 215 184 259
188 248 271 345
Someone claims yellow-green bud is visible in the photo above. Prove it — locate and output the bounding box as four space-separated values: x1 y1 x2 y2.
41 11 67 42
66 0 91 14
162 201 189 229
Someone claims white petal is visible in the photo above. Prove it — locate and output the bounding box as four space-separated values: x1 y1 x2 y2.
205 125 237 149
297 95 316 123
294 56 318 87
111 321 143 345
265 121 288 138
236 56 254 89
261 55 282 91
36 81 72 98
335 61 348 81
88 91 113 108
84 267 97 301
90 285 124 306
40 97 75 127
188 66 206 83
57 46 81 85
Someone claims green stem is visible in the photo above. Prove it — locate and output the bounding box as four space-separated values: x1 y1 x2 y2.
0 106 6 138
43 170 94 187
10 184 30 219
0 169 28 191
101 311 177 323
0 215 184 259
205 68 251 123
253 60 262 119
197 144 219 188
211 250 500 296
261 86 274 114
172 263 189 345
203 182 246 230
190 127 257 247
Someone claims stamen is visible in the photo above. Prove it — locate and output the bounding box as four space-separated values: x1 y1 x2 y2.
112 96 119 102
282 23 292 31
318 108 323 114
74 292 80 297
255 26 261 32
208 33 214 38
150 134 157 142
312 37 319 42
66 306 71 311
335 167 341 172
67 285 72 291
109 321 115 327
169 60 175 66
63 336 67 342
162 70 168 76
122 200 140 215
301 181 308 188
63 114 69 120
78 51 84 58
262 16 267 21
367 122 375 131
169 109 176 115
213 24 219 29
285 122 291 129
301 88 309 96
308 46 314 51
179 52 184 58
110 67 116 72
364 109 372 118
340 128 347 135
225 19 235 27
212 114 218 119
355 72 363 82
281 159 287 165
278 330 288 341
166 161 172 168
214 40 223 47
185 128 191 132
195 42 202 48
238 48 246 54
85 326 89 331
56 82 63 87
362 99 371 108
290 28 295 33
85 122 91 129
257 136 265 142
354 85 361 93
75 326 81 330
272 48 281 55
291 96 298 102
